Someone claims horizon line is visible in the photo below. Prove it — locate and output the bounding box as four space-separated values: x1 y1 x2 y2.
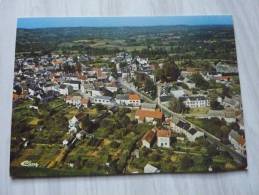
17 16 233 29
17 24 233 30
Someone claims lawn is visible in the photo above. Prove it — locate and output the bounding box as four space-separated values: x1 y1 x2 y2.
186 117 232 142
127 135 239 173
188 107 210 115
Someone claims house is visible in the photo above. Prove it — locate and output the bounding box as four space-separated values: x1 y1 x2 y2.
95 68 108 80
29 105 39 111
181 68 201 77
132 149 140 159
81 97 90 108
42 83 56 93
142 128 156 148
135 109 163 124
115 94 129 106
76 130 86 140
65 96 90 108
93 96 115 106
185 128 204 142
62 139 69 146
215 62 238 74
128 94 141 107
13 92 26 102
39 90 58 103
144 163 160 173
105 86 118 93
68 112 86 130
65 96 81 107
180 95 209 108
224 107 237 123
157 129 171 148
170 88 186 98
59 84 73 95
214 75 233 83
86 75 97 82
170 118 204 142
199 108 236 124
115 93 141 107
222 96 240 109
229 130 246 155
63 80 81 90
178 77 196 89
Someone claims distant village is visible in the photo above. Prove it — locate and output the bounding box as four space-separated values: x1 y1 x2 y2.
12 51 246 174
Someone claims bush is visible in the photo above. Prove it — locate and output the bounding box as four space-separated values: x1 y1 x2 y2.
95 104 106 111
150 151 161 161
180 155 194 169
110 141 120 148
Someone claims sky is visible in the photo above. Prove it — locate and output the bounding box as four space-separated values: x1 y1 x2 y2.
17 16 233 29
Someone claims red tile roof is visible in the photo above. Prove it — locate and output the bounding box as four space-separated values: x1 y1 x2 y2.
136 109 163 120
128 94 140 101
239 136 245 146
142 129 156 143
157 129 171 138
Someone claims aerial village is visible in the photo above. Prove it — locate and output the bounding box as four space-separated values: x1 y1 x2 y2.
11 51 246 176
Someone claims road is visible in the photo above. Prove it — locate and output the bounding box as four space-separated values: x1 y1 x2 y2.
118 78 246 163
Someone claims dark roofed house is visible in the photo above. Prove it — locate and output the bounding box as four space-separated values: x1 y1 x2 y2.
188 128 197 135
171 119 204 142
176 120 191 131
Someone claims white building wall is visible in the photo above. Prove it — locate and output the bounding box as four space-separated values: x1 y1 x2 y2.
157 137 170 148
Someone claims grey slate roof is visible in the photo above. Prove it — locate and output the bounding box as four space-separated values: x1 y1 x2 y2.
141 103 157 109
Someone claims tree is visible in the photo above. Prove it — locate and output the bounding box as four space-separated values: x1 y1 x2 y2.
81 114 90 129
155 61 180 82
75 156 82 169
13 85 22 95
202 155 212 167
191 73 209 90
180 155 194 169
222 86 232 98
210 100 219 110
207 144 219 156
150 151 161 161
169 97 189 113
75 63 82 73
144 78 156 97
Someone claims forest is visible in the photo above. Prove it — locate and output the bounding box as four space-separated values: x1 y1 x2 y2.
15 25 237 63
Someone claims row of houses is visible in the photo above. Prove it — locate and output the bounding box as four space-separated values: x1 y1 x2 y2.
63 93 141 109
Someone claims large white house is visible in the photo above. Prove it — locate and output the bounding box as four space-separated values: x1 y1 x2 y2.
59 84 73 96
65 96 90 108
93 96 115 106
68 112 86 133
63 80 81 90
115 94 141 107
180 95 209 108
157 129 171 148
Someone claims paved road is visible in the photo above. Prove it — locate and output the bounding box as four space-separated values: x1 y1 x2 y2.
119 79 246 163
